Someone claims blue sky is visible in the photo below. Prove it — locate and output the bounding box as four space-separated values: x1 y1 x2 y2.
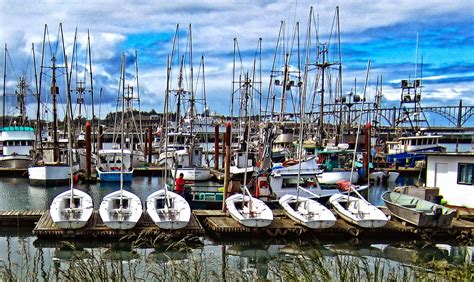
0 0 473 126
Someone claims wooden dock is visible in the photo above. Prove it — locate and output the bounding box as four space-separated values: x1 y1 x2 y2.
32 211 204 239
0 208 471 241
0 209 44 226
133 167 167 176
194 209 474 241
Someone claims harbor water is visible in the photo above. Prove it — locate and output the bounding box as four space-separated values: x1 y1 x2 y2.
0 177 472 280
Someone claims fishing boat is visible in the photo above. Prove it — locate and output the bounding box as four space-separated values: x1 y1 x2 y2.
0 46 36 169
146 185 191 230
96 148 134 182
225 186 273 228
279 192 336 229
329 192 388 228
381 191 456 227
265 158 368 201
29 26 76 186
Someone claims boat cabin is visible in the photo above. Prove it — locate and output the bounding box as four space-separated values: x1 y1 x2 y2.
387 135 443 155
425 152 474 208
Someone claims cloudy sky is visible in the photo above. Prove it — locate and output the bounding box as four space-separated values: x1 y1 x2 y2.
1 0 473 126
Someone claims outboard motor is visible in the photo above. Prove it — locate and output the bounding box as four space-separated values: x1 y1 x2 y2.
433 206 443 221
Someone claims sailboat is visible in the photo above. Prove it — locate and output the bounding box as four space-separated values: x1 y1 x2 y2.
99 53 143 229
328 60 388 228
278 47 336 229
50 24 93 229
29 25 78 186
146 50 191 230
226 186 273 228
225 67 273 227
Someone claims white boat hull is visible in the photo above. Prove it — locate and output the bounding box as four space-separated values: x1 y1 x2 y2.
49 188 93 229
28 164 78 186
317 170 359 184
329 194 388 228
171 167 211 181
146 189 191 230
279 194 336 229
0 155 33 169
369 171 399 182
99 190 143 229
225 194 273 228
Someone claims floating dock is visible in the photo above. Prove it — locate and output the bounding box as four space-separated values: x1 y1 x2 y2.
32 211 204 239
0 209 471 241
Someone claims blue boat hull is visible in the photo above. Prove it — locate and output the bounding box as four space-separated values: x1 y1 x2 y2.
97 171 133 182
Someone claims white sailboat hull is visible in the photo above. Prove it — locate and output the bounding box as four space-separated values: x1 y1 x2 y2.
279 194 336 229
225 194 273 228
146 189 191 230
329 194 388 228
171 167 211 181
99 190 143 229
49 188 93 229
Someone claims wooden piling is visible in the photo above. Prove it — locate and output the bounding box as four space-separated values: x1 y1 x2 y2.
85 121 91 179
214 124 219 170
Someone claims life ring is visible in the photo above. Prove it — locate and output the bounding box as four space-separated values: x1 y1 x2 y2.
282 159 299 167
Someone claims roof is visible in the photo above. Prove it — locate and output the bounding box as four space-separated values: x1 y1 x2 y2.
1 126 34 132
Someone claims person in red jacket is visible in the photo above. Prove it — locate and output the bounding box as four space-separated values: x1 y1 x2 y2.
175 173 186 195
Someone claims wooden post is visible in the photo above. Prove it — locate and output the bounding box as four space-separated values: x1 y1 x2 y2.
214 124 219 170
145 128 149 161
364 123 371 178
98 125 103 150
222 122 231 212
221 132 226 169
85 121 91 180
148 126 153 163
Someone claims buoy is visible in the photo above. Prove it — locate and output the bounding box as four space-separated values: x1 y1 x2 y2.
73 174 80 184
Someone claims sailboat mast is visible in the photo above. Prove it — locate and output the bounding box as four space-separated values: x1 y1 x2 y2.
2 44 6 127
88 30 95 152
120 52 126 206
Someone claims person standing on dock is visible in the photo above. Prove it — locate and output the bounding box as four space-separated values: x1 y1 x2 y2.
175 173 186 195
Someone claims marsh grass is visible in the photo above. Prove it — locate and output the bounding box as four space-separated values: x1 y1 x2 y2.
0 235 472 281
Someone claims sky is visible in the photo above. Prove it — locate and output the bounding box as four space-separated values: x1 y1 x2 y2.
0 0 473 127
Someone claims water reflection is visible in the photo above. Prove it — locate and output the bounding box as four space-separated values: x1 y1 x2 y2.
0 235 472 280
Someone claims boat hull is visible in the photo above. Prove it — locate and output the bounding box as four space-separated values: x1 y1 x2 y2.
171 167 211 181
49 188 93 229
96 169 134 182
317 170 359 184
329 194 388 228
225 194 273 227
28 164 74 186
382 191 456 227
99 190 143 229
0 155 32 169
279 194 336 229
146 189 191 230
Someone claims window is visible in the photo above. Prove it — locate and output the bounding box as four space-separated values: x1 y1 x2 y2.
457 163 474 185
